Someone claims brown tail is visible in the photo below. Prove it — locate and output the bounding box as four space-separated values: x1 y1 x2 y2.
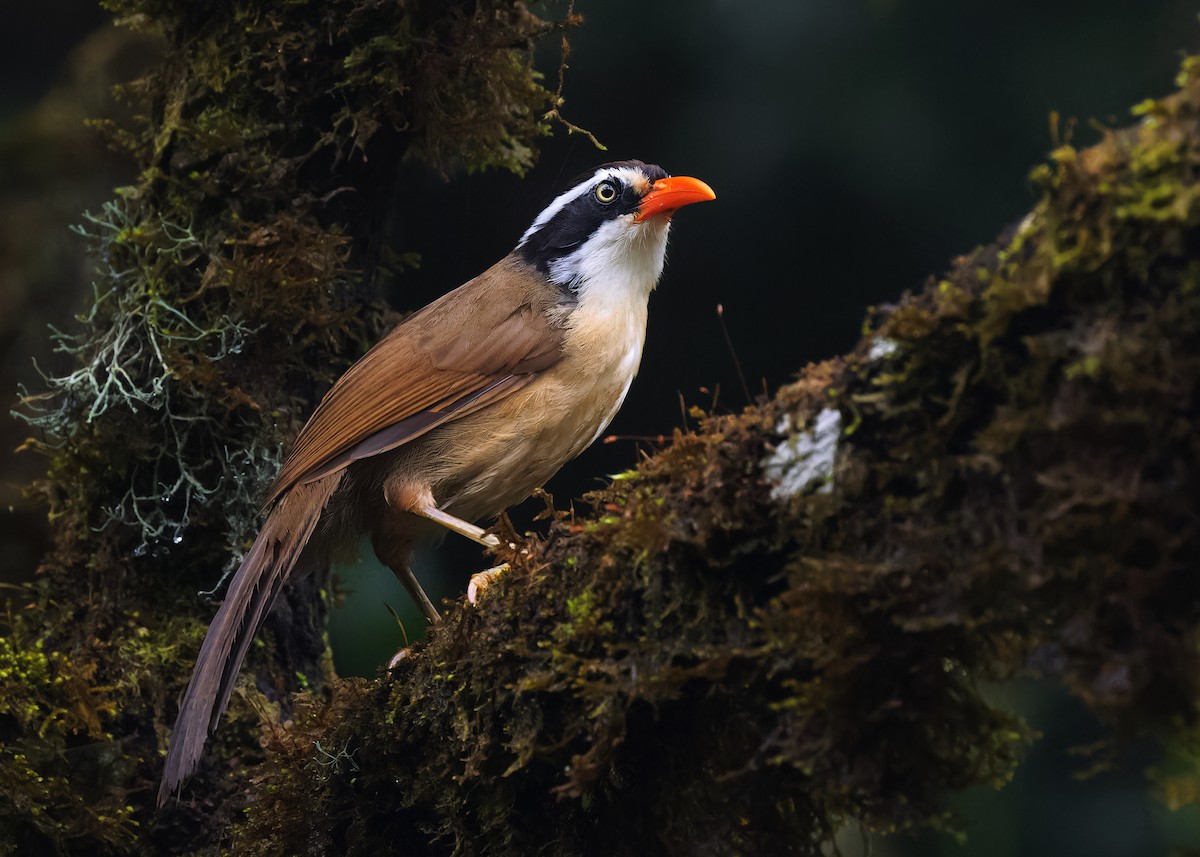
157 472 342 806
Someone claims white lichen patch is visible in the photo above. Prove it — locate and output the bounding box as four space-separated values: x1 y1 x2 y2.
762 407 842 498
868 337 899 361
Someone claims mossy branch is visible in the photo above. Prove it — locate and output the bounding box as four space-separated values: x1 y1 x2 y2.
227 60 1200 856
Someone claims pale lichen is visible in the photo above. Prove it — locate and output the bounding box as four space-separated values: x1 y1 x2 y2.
763 406 842 498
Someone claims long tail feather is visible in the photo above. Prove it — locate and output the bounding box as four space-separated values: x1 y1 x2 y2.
158 472 342 805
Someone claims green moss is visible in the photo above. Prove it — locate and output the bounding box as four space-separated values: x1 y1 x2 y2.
0 614 141 852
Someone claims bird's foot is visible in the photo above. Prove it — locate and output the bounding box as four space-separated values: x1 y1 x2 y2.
467 563 510 605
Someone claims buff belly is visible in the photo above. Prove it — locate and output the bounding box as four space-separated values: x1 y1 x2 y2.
423 358 634 522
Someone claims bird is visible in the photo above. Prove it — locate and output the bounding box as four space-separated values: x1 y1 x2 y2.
157 159 715 804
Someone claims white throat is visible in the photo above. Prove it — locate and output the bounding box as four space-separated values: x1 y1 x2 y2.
550 215 671 309
556 215 671 440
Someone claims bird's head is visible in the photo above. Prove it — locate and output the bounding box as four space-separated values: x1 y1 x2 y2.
516 160 715 302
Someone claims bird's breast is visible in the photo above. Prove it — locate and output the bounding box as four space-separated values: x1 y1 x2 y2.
429 297 649 520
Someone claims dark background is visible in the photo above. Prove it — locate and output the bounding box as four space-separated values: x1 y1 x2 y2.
2 1 1198 854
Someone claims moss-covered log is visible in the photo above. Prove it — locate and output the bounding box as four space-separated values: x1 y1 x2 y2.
226 62 1200 855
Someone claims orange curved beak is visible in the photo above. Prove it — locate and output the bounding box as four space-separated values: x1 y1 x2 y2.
634 175 716 223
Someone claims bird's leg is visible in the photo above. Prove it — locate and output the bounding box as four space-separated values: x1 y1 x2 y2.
384 480 501 548
415 505 515 604
372 528 442 625
380 482 503 622
395 563 442 624
413 505 501 548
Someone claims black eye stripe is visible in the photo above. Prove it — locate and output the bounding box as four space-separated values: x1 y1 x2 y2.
519 180 631 271
517 162 669 281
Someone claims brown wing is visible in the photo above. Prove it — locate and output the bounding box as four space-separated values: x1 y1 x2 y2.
265 256 563 505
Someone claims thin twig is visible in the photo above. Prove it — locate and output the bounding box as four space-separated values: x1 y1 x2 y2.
542 0 606 151
717 304 752 405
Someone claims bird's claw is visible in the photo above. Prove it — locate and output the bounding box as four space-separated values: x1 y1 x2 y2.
467 563 509 605
387 647 411 670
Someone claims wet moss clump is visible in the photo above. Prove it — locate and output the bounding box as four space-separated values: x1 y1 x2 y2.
232 59 1200 855
6 1 566 853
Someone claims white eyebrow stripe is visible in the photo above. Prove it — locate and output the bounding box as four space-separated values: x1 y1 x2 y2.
516 166 649 248
516 182 590 248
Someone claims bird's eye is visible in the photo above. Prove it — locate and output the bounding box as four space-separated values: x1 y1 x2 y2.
594 181 618 204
